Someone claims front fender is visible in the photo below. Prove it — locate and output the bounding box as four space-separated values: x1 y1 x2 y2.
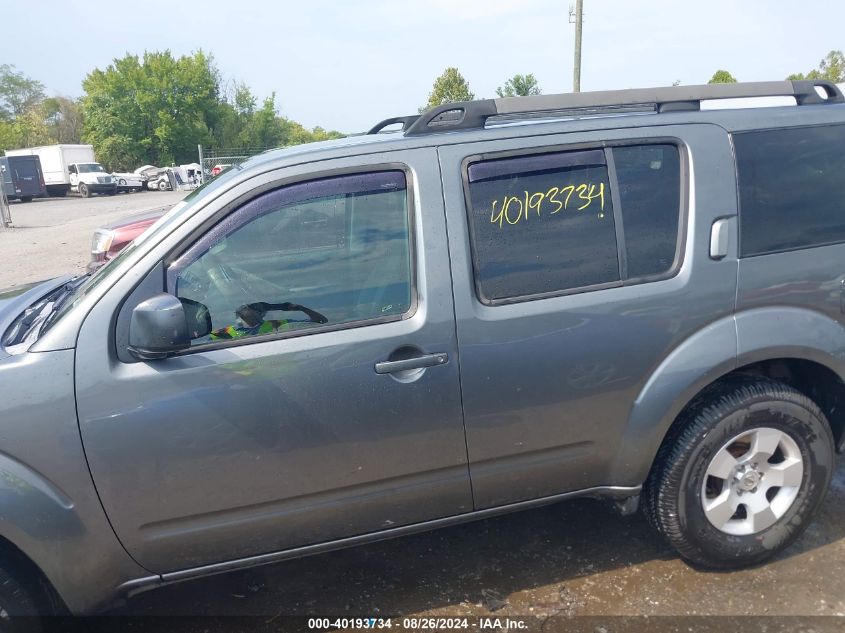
0 349 150 613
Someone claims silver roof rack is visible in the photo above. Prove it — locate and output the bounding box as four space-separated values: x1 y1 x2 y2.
400 80 844 136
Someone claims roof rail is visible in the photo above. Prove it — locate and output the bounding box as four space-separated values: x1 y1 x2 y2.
367 115 420 135
404 80 845 136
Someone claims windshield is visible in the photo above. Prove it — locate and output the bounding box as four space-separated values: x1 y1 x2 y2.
40 164 246 333
78 163 106 173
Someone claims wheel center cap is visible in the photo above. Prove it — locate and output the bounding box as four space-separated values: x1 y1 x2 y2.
737 470 761 491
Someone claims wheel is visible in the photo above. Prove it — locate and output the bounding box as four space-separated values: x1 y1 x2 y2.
18 197 32 203
158 180 168 191
118 178 126 186
78 184 90 198
107 189 116 196
643 377 835 569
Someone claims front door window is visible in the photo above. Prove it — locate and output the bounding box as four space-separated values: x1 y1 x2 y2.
168 170 413 346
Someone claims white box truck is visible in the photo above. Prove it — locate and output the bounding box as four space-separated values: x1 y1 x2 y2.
4 144 115 197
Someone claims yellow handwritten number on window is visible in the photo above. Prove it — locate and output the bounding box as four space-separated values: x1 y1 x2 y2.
489 182 605 228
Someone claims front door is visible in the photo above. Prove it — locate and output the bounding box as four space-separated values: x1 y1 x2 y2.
75 152 472 572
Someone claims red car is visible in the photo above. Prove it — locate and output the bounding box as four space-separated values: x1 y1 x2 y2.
87 209 164 272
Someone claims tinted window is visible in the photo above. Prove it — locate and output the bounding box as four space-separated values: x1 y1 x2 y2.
612 144 681 277
735 125 845 256
466 149 619 302
10 158 39 181
170 171 412 345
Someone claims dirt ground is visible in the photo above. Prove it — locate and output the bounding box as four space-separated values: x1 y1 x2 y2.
0 191 184 288
2 192 843 632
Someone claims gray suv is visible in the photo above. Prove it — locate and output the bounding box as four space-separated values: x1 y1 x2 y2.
1 80 844 621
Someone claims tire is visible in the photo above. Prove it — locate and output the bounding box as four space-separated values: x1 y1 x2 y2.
642 376 835 569
78 184 89 198
157 180 168 191
0 565 43 632
118 178 126 186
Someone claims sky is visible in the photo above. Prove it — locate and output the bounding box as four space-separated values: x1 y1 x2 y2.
2 0 843 133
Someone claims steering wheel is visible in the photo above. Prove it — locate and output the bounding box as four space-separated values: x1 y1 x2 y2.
238 301 329 326
202 250 253 304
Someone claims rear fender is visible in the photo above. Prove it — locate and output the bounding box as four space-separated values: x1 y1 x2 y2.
612 307 845 485
609 315 737 484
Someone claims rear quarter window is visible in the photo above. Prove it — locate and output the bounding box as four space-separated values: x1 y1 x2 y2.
735 124 845 256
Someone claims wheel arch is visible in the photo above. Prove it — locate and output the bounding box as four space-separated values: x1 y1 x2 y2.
0 533 67 615
612 307 845 486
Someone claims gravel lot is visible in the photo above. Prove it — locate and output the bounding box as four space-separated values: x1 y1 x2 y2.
0 191 184 288
2 193 844 631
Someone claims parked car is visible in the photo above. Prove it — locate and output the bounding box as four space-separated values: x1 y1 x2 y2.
111 172 147 193
87 210 164 272
136 165 202 192
1 80 845 619
0 155 46 202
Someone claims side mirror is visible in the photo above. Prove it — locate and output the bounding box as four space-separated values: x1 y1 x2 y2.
128 294 211 360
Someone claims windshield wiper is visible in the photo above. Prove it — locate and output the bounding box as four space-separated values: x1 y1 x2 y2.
5 277 88 348
36 275 90 334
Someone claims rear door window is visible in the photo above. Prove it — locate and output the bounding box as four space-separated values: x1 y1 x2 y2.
613 144 681 278
734 124 845 257
465 143 682 304
12 159 38 183
466 149 619 303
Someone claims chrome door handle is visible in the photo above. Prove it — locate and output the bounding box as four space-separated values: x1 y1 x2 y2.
374 353 449 374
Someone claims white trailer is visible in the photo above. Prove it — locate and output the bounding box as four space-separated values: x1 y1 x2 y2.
4 144 115 197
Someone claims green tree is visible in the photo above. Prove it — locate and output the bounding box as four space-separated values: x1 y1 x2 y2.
422 67 474 111
708 70 737 84
211 82 257 148
42 97 83 144
788 50 845 82
0 64 45 121
496 73 541 97
238 94 284 148
82 50 220 170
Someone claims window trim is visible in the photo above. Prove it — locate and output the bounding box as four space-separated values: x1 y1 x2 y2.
733 123 845 259
460 138 688 306
160 163 419 355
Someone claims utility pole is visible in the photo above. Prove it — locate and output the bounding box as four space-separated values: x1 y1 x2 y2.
571 0 584 93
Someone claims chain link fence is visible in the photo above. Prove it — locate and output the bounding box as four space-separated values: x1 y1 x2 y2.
197 146 277 183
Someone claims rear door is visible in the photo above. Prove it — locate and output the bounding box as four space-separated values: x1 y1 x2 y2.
75 149 473 572
438 125 739 508
10 157 42 197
